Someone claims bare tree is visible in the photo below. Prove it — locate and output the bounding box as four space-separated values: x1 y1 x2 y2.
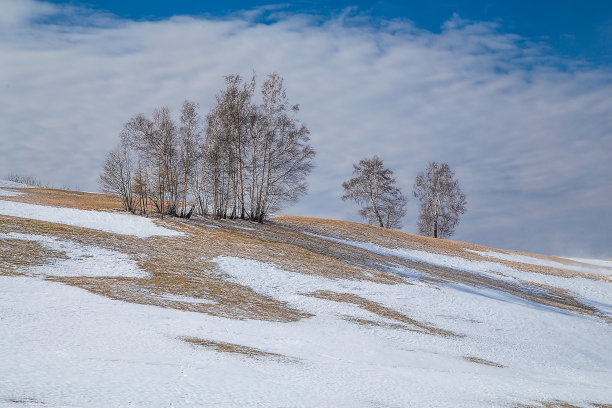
101 72 313 222
204 74 255 219
342 155 406 229
98 143 135 212
203 72 314 222
132 159 149 215
413 161 466 238
6 173 43 187
121 107 179 217
252 72 314 222
178 100 202 218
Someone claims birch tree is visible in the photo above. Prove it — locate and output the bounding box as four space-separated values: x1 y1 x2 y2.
203 72 314 222
342 155 406 229
252 73 314 222
98 142 135 212
413 161 467 238
102 72 313 222
178 100 202 218
121 107 179 217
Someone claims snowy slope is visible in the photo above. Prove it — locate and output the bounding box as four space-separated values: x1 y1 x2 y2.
0 186 611 407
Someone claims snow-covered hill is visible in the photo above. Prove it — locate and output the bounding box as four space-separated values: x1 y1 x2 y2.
1 181 611 407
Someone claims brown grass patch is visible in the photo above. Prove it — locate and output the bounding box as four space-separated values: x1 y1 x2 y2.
515 401 612 408
181 336 294 362
0 237 67 276
0 214 309 322
273 216 610 321
343 316 408 331
6 397 46 405
1 187 123 211
274 215 612 282
463 355 504 368
1 190 609 324
305 290 460 337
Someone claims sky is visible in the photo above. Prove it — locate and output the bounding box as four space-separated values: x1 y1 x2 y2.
1 0 611 257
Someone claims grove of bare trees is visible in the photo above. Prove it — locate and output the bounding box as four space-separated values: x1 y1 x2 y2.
341 155 407 229
413 161 466 238
99 72 315 222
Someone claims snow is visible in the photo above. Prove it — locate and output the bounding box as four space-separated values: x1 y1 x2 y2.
2 254 610 407
564 257 612 269
0 190 24 197
305 232 612 317
0 179 34 189
0 199 182 238
1 221 611 406
0 180 28 196
467 249 612 276
0 232 147 278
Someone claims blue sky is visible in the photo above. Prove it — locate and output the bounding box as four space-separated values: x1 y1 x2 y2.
1 0 611 257
44 0 612 66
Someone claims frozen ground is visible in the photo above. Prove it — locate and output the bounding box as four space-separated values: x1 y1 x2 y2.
0 195 611 407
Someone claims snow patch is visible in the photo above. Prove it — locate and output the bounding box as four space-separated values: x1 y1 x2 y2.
564 257 612 270
0 179 34 188
0 200 182 238
304 232 612 316
0 189 25 197
0 232 147 278
467 249 612 275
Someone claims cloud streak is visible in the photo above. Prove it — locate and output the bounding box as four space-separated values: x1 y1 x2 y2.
1 2 610 256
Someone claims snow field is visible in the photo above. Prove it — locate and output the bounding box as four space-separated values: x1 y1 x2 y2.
1 205 611 406
213 256 612 406
1 251 611 407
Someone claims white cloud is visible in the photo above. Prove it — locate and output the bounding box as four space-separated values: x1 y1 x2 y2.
0 2 610 256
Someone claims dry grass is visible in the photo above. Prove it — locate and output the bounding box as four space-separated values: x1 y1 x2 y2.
6 397 46 405
0 237 68 276
305 290 460 337
463 355 504 368
515 401 611 408
1 187 123 211
1 188 610 325
0 214 308 322
274 215 612 282
273 216 610 321
342 316 408 331
2 188 611 408
181 337 294 362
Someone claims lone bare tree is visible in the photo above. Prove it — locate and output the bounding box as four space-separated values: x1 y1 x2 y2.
98 142 135 212
413 161 466 238
342 155 406 229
